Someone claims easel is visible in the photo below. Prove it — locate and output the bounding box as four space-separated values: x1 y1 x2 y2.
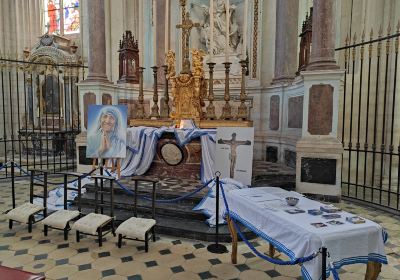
92 158 121 179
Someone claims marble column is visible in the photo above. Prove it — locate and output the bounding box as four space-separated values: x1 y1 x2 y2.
85 0 110 83
306 0 339 70
272 0 299 84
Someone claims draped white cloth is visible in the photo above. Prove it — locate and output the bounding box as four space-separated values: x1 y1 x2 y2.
193 178 248 226
120 126 217 183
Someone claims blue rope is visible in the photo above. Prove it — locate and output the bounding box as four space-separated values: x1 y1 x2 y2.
219 183 319 266
11 162 97 185
104 169 213 203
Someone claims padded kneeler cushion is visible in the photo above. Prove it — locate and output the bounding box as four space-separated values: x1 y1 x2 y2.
0 265 45 280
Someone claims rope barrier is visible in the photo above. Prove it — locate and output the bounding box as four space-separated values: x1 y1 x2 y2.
1 161 97 185
104 169 213 203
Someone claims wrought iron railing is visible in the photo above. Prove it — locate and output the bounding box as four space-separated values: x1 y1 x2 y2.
0 57 87 178
336 24 400 213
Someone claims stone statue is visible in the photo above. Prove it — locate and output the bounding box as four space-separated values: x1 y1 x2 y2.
191 0 242 55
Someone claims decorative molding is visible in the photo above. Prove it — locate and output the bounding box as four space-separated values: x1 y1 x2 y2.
252 0 259 78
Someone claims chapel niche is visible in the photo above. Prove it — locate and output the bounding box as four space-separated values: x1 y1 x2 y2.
19 33 82 156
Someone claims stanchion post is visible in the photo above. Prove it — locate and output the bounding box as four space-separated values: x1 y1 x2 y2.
207 172 228 254
11 161 15 209
322 247 327 280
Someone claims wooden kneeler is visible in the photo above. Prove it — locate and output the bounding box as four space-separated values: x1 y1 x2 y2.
72 175 116 247
116 176 157 252
5 169 48 233
41 172 83 240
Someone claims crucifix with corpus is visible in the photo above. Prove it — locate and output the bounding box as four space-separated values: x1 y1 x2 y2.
176 0 200 74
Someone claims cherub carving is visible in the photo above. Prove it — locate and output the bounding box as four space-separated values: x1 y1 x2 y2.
165 50 176 80
191 49 205 77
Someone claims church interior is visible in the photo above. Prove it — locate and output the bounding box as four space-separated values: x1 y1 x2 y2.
0 0 399 279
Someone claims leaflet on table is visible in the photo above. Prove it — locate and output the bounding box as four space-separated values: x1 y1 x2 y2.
346 216 366 224
320 205 342 213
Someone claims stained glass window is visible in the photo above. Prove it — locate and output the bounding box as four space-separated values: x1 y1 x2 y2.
43 0 79 35
63 0 80 34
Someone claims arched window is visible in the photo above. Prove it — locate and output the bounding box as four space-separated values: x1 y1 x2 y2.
44 0 80 35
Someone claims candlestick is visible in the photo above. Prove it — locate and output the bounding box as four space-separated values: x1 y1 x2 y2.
137 67 145 119
206 62 216 119
150 66 160 119
225 0 230 62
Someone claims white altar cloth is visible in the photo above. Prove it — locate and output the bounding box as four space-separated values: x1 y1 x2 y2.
225 187 388 280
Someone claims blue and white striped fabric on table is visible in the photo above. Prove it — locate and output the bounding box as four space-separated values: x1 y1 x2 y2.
224 187 388 280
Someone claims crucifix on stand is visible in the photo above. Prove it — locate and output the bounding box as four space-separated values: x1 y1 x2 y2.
176 0 200 74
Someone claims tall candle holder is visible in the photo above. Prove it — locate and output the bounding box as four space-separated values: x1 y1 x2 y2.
237 60 248 120
206 62 217 120
136 67 145 119
160 65 170 118
150 66 160 119
220 62 232 120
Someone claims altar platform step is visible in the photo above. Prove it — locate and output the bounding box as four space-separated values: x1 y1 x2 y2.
76 182 255 242
75 205 255 243
75 161 295 242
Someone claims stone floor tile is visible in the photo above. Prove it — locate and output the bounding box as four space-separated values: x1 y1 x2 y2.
21 259 56 274
28 243 57 255
210 263 240 279
47 247 78 260
10 239 39 251
45 264 78 279
91 255 122 270
115 261 147 276
101 275 126 280
245 257 275 271
155 253 186 267
68 268 103 280
1 253 35 267
239 270 273 280
182 258 212 274
170 271 201 280
274 264 302 278
69 252 96 265
140 266 174 280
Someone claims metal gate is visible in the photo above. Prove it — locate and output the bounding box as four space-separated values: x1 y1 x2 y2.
0 57 86 178
337 27 400 213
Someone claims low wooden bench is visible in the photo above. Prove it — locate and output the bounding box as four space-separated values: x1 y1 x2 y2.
0 265 45 280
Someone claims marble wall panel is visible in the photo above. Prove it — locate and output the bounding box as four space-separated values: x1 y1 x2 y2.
308 84 333 135
269 95 280 130
288 96 303 128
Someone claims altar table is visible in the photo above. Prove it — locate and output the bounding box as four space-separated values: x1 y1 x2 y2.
224 187 387 280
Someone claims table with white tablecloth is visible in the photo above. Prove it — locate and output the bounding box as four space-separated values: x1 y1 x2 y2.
224 187 388 280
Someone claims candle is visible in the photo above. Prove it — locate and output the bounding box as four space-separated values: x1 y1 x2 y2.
165 0 170 55
209 0 214 61
153 0 157 66
225 0 230 61
242 0 248 60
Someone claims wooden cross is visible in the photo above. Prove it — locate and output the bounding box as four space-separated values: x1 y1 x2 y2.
176 11 200 73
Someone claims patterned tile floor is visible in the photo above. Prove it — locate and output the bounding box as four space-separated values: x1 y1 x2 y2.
0 178 399 280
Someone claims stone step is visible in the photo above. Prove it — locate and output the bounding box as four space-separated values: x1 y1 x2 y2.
78 191 206 221
75 205 255 243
